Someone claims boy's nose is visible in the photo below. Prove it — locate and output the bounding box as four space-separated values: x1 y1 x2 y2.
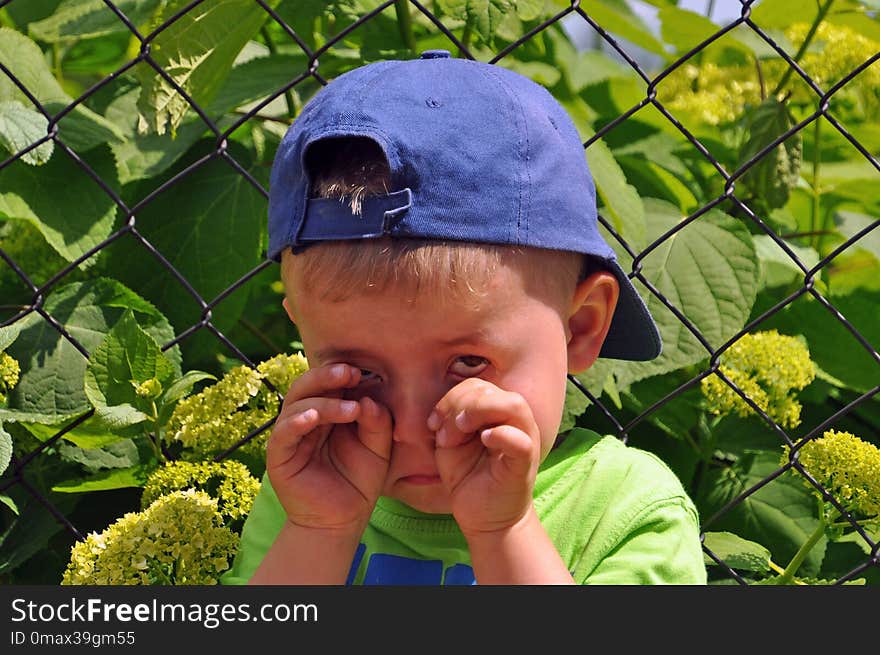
389 390 441 446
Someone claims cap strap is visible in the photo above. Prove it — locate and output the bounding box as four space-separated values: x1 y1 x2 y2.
295 188 412 245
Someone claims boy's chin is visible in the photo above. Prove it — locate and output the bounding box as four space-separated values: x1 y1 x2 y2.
388 487 453 516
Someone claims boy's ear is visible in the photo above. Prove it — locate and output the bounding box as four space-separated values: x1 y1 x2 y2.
566 271 619 374
282 296 298 325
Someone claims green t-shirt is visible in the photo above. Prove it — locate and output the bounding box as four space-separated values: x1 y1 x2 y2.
222 428 707 585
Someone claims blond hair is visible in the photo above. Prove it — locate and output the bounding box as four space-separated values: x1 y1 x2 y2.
280 137 588 308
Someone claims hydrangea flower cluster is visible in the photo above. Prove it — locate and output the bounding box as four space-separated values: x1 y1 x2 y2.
701 330 816 428
784 429 880 519
787 22 880 99
61 489 238 585
165 352 308 460
658 23 880 124
0 351 20 404
141 460 261 524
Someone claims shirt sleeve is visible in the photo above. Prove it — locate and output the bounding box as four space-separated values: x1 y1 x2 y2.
221 472 286 585
580 496 707 585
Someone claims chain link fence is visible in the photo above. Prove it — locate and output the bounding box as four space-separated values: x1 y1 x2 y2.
0 0 878 585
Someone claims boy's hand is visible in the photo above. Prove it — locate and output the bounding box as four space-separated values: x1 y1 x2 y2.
265 363 392 536
428 378 541 537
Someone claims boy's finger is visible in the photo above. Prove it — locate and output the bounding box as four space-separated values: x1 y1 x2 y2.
434 385 537 450
270 397 361 455
281 362 362 406
428 378 499 445
479 425 536 479
355 396 393 461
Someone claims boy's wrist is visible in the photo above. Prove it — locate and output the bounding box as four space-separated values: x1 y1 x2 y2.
462 506 575 585
458 506 540 547
249 519 366 585
283 516 368 545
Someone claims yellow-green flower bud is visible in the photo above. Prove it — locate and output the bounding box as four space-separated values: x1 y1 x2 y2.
141 460 260 525
133 377 162 399
0 351 20 404
165 353 309 460
61 489 238 585
783 430 880 519
701 330 815 428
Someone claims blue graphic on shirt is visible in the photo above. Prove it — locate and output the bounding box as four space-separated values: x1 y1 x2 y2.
345 543 367 585
443 563 477 585
350 547 476 585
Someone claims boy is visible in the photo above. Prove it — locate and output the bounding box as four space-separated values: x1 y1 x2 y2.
222 50 706 585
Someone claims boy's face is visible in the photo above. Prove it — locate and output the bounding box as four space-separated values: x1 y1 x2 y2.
285 263 586 515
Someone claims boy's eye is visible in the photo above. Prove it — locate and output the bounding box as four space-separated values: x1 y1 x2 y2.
358 368 381 382
450 356 489 377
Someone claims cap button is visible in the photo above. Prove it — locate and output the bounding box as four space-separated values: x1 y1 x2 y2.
420 49 451 59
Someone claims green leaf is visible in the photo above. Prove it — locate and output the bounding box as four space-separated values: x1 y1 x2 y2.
135 0 281 136
738 99 802 211
580 198 759 394
0 489 78 575
751 0 817 29
106 87 210 184
658 6 724 55
207 53 309 117
560 378 591 434
0 322 22 351
0 144 118 264
834 210 880 262
29 0 157 41
562 51 635 93
0 278 180 420
0 101 54 165
703 531 772 572
436 0 541 45
622 375 703 441
436 0 507 45
578 0 668 57
161 370 216 406
0 28 125 151
21 417 131 449
513 0 543 21
3 0 64 29
84 310 176 427
0 421 11 476
58 438 139 472
697 451 826 578
752 235 820 290
107 141 265 365
51 463 152 492
763 289 880 393
0 494 18 515
156 369 217 428
586 137 647 251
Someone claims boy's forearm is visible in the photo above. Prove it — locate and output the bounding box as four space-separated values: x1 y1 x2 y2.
248 521 363 585
463 507 575 585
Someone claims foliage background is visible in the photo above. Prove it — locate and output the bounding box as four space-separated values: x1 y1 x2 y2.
0 0 877 584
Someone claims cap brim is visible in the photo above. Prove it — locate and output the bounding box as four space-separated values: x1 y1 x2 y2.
599 260 662 361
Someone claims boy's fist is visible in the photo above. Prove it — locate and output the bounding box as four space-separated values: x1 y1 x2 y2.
266 363 392 535
427 378 541 536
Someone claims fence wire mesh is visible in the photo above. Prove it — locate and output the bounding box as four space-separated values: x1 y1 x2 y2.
0 0 878 585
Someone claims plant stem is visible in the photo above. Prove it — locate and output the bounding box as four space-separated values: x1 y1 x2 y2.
395 0 416 52
810 116 823 250
261 27 297 120
778 515 826 584
772 0 835 97
148 401 165 463
458 17 472 58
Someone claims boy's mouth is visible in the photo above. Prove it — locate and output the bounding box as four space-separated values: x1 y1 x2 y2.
400 474 441 486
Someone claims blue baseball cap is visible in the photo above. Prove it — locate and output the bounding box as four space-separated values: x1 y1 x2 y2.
268 50 661 361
